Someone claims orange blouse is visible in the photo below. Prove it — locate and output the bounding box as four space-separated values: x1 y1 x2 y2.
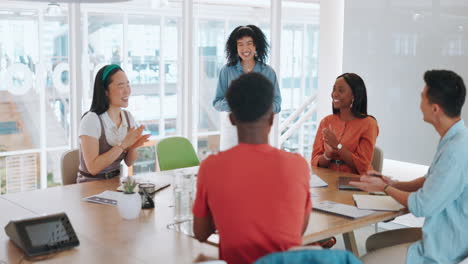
311 114 379 175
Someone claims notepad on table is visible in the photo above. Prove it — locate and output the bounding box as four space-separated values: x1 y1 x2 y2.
353 194 405 211
313 200 375 219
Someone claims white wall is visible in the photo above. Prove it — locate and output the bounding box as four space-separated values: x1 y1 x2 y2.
341 0 468 165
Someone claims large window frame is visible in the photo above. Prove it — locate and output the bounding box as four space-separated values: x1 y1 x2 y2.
0 0 321 194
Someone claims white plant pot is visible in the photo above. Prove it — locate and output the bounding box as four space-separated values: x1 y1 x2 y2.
117 192 141 220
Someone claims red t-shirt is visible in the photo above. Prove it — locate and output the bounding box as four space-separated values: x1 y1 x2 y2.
193 143 311 264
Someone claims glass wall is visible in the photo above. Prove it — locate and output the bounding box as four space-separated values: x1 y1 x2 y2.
280 2 320 160
0 0 321 193
0 5 70 192
82 1 181 174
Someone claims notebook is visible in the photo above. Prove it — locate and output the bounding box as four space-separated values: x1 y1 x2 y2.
338 176 363 191
353 194 405 211
313 200 375 219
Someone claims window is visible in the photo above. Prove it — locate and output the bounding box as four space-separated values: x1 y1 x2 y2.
0 5 70 192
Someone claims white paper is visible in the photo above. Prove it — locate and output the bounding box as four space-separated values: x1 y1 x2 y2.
353 194 405 211
313 200 375 219
310 173 328 188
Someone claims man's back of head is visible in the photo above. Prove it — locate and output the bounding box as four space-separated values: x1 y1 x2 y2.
225 73 274 144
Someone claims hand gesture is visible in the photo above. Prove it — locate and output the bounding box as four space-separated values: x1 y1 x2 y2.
322 127 339 149
349 175 387 192
121 125 144 150
365 170 395 185
129 134 151 150
324 143 340 160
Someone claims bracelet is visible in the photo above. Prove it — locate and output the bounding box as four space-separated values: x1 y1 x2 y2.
323 152 332 161
383 184 391 195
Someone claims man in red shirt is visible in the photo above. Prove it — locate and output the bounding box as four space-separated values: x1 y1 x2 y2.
193 72 311 264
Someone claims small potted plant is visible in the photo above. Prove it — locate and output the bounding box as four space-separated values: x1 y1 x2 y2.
117 177 141 220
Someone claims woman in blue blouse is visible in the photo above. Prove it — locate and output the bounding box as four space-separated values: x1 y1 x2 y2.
213 25 282 150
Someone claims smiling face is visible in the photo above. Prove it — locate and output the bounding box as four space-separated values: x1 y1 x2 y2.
106 70 131 108
237 36 256 62
332 77 354 110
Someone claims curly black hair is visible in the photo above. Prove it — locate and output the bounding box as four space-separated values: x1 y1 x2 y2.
226 72 274 122
225 25 269 66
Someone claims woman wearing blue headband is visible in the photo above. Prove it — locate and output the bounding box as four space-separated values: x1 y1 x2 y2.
213 25 282 150
77 64 150 183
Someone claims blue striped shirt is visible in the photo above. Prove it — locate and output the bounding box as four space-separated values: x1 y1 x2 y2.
213 61 282 113
407 119 468 263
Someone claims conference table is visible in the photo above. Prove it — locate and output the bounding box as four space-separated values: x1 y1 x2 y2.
0 166 407 263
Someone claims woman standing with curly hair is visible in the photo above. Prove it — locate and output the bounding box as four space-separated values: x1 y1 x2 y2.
213 25 282 150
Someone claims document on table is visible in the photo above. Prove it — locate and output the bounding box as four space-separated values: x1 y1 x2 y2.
310 173 328 188
313 200 375 219
82 191 121 206
352 194 405 211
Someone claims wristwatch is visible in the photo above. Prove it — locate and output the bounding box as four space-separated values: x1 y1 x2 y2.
336 143 342 150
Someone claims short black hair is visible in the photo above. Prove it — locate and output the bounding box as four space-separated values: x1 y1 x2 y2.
89 64 123 115
424 70 466 117
226 72 274 122
225 25 269 66
333 73 369 118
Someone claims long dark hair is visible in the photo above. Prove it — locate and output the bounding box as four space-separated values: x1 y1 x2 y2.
225 25 269 66
88 64 123 115
333 73 370 119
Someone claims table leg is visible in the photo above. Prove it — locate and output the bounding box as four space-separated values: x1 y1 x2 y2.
343 231 359 256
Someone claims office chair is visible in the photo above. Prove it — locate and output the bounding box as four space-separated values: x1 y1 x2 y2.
372 146 383 173
254 249 362 264
156 137 200 171
61 149 79 185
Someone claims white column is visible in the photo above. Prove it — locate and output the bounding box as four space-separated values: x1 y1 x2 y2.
38 10 47 189
182 0 194 144
68 3 83 150
317 0 344 121
159 17 166 137
270 0 282 148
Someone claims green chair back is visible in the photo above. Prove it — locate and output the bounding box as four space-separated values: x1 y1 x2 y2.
156 137 200 171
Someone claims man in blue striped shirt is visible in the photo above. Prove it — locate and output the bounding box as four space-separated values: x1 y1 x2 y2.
351 69 468 264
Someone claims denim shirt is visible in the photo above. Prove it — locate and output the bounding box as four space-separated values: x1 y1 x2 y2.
407 119 468 264
213 61 282 113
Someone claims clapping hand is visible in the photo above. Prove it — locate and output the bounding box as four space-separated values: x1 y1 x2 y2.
129 133 151 150
122 125 148 150
323 126 339 150
349 170 388 192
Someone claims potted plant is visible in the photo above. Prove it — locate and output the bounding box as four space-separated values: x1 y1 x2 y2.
117 177 141 220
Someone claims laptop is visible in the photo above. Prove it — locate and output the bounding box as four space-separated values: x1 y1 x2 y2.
338 176 363 191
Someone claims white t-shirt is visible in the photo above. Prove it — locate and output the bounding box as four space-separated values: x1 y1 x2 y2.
79 110 137 146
